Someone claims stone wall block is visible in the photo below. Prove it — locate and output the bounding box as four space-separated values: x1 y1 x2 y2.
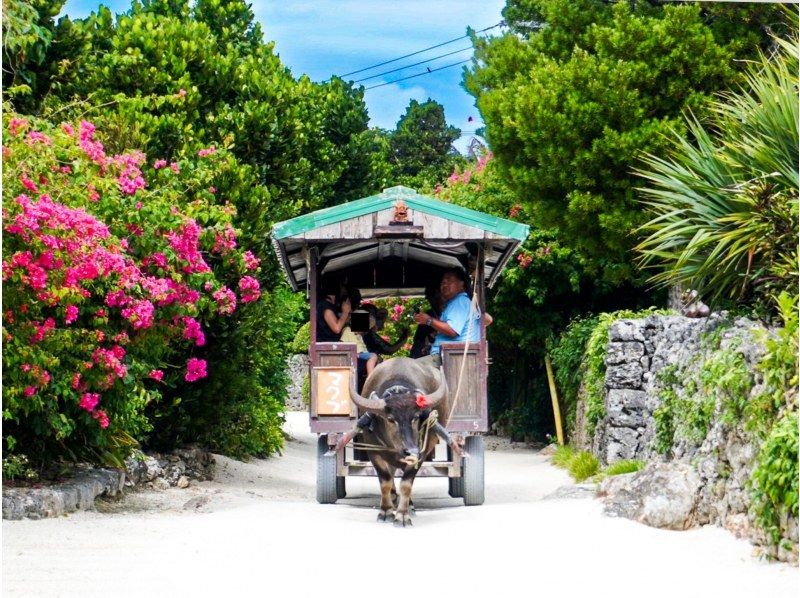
605 342 645 366
609 320 646 342
606 362 643 389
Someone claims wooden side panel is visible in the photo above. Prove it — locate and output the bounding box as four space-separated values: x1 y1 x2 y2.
440 342 487 432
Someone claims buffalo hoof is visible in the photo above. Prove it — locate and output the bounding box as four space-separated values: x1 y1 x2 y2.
377 509 395 523
393 513 413 528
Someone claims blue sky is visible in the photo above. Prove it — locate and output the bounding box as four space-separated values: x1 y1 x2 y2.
62 0 506 153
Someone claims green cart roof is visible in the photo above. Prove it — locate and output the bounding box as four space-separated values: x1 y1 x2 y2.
271 186 529 292
272 186 529 241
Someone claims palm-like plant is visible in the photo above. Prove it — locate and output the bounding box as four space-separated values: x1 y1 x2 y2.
635 36 798 308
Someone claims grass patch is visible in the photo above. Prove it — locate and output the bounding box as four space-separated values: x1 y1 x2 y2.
603 459 644 476
568 451 600 482
550 445 601 482
551 445 575 468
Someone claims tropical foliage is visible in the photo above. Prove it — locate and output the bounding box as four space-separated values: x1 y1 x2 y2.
635 37 799 308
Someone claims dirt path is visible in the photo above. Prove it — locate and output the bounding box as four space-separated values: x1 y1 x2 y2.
3 413 797 597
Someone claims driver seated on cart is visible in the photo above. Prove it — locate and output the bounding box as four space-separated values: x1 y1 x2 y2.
413 267 482 369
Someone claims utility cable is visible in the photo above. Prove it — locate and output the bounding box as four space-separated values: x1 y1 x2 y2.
353 46 474 83
364 58 472 90
338 21 503 79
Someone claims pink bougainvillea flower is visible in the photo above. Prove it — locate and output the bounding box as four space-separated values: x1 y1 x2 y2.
87 184 100 202
148 369 164 382
185 358 207 382
182 316 205 346
20 173 38 192
24 386 37 397
238 276 261 303
121 299 155 330
242 251 260 271
92 409 110 429
64 304 79 325
153 159 167 169
212 224 237 255
61 122 75 136
26 131 52 146
72 372 82 389
9 117 28 136
79 392 100 412
197 146 216 157
213 287 237 315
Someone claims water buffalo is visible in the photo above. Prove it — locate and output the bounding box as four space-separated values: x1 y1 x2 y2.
348 357 447 527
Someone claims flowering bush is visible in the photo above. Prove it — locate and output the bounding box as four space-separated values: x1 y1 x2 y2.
2 110 262 467
372 297 427 357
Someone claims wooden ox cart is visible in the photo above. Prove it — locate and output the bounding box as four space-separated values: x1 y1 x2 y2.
271 185 528 506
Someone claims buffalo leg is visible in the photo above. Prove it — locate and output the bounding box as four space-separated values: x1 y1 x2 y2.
377 470 395 522
394 475 416 527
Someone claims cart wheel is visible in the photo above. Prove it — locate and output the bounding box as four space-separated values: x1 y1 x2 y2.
462 436 485 506
447 446 464 498
316 435 338 504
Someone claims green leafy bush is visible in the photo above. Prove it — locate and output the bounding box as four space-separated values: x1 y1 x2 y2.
2 453 36 481
290 322 311 355
549 315 599 435
750 412 799 546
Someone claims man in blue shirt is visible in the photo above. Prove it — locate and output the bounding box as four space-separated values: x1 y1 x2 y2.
413 268 481 368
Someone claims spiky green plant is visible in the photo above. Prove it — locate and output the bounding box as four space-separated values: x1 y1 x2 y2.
551 444 576 468
603 459 645 477
568 451 600 482
635 36 798 307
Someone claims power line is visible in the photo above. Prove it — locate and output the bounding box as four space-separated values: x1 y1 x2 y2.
338 21 503 79
364 58 472 91
353 46 474 83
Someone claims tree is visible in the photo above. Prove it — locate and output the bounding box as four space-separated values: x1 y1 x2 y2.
465 0 777 284
389 99 462 190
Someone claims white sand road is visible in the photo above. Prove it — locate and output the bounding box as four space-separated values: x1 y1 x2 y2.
2 412 797 597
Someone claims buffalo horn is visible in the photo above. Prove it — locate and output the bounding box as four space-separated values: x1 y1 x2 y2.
348 381 386 413
423 367 448 409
